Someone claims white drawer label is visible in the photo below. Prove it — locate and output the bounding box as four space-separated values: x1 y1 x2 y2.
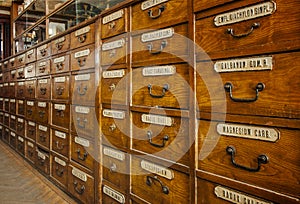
54 157 66 166
39 79 48 84
27 141 34 148
28 121 35 126
27 80 34 85
143 65 176 76
75 137 90 147
18 82 24 86
18 136 24 142
103 185 125 203
141 0 169 10
11 132 16 137
4 61 8 65
11 115 16 120
38 125 47 132
0 125 2 129
39 61 47 67
55 131 66 139
103 109 125 119
37 151 46 160
4 83 8 86
141 28 174 42
18 118 24 123
18 100 24 104
54 56 65 64
38 102 47 107
10 58 15 62
27 101 34 106
217 123 280 142
27 49 34 55
214 1 276 26
0 98 3 101
214 57 273 73
10 99 16 103
5 113 9 117
75 106 90 114
54 76 66 83
75 26 91 37
54 104 66 110
141 114 172 126
18 68 23 73
39 44 47 50
75 74 90 81
72 167 87 182
55 36 66 44
214 186 272 204
102 69 125 79
4 98 9 102
103 147 125 161
0 84 3 88
102 39 125 51
141 160 174 180
10 83 15 86
11 70 16 74
75 49 90 58
103 9 124 24
0 74 2 77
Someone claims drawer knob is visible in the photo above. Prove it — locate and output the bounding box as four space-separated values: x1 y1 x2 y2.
56 63 64 70
110 163 117 172
226 146 269 172
17 143 23 151
148 5 165 19
77 117 88 129
40 87 47 95
28 87 34 94
147 40 167 54
109 83 116 91
56 110 64 117
73 181 85 195
148 84 169 98
55 141 65 150
18 71 24 79
27 150 34 157
55 166 64 177
224 82 264 103
56 87 64 96
108 21 116 29
77 84 88 96
39 66 46 73
147 131 169 148
39 134 47 142
77 34 87 43
76 149 88 161
39 111 46 118
146 175 169 195
40 49 47 56
77 58 86 67
56 43 63 50
109 123 117 132
227 22 260 38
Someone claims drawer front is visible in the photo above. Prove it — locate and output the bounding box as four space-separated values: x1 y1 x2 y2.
2 83 8 98
16 54 25 67
71 44 95 71
25 140 35 163
25 64 36 79
37 44 50 60
194 0 235 13
51 34 70 55
101 68 127 105
10 70 17 81
51 154 68 188
195 0 300 60
9 99 16 114
3 71 10 82
132 111 190 166
71 72 96 106
17 100 25 116
102 185 126 204
37 78 51 100
0 98 3 110
101 36 127 66
8 58 16 70
101 109 129 149
71 136 95 170
132 0 188 30
0 112 3 124
196 52 300 119
16 81 25 98
198 119 300 199
0 73 2 83
51 54 70 74
52 103 70 130
131 156 190 203
10 115 16 131
26 121 36 141
102 146 128 191
25 80 36 99
35 101 49 124
132 64 190 109
36 59 51 76
68 165 95 204
26 100 35 120
16 136 25 155
9 82 16 98
52 75 70 100
3 128 9 143
36 124 50 149
16 67 25 80
2 61 8 71
35 149 50 175
132 24 189 65
51 129 69 157
9 131 17 149
4 112 9 126
101 9 126 39
25 49 36 64
4 98 9 112
70 24 95 49
16 117 25 136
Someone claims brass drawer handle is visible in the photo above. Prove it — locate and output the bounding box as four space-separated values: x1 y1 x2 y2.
18 71 24 78
109 123 116 132
226 146 269 172
56 43 63 50
148 84 169 98
55 166 64 177
76 149 88 161
28 129 35 136
110 163 117 173
227 22 260 38
39 67 46 73
109 49 116 58
147 40 167 54
39 134 46 142
109 83 116 91
77 84 88 96
38 157 45 166
56 63 64 70
56 87 64 96
108 21 116 29
224 82 264 103
17 124 24 132
40 87 47 95
148 5 165 19
55 141 65 150
27 150 34 157
77 58 86 67
19 58 23 62
147 131 169 148
27 109 33 115
77 34 87 43
73 181 85 195
77 118 87 129
18 89 24 95
146 175 169 195
17 143 23 150
39 111 45 118
40 49 47 56
55 110 64 117
28 87 34 94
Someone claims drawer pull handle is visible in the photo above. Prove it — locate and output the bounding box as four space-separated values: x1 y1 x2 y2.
27 150 34 157
55 141 65 150
28 129 35 135
17 124 24 131
40 49 47 56
56 110 64 117
147 131 169 148
39 111 45 118
146 175 169 195
56 43 63 50
73 181 85 195
39 67 46 73
11 73 16 79
40 87 47 95
108 21 116 29
38 157 45 166
227 22 260 38
18 71 24 78
226 146 269 172
78 34 87 43
109 49 116 58
110 163 117 172
148 5 165 19
77 84 88 96
109 123 116 132
76 149 88 161
28 87 34 94
19 58 23 62
109 83 116 91
56 63 64 70
147 40 167 54
18 89 24 95
17 143 23 150
55 166 64 177
56 87 64 96
77 118 88 129
224 82 264 103
77 58 86 67
27 109 33 115
27 68 33 73
39 134 46 142
148 84 169 98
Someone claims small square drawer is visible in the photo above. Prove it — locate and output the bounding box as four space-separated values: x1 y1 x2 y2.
9 82 16 98
71 44 95 71
51 54 70 74
4 112 9 127
0 84 3 98
9 131 17 149
37 77 51 100
9 99 16 114
25 100 35 120
101 9 127 39
52 103 70 130
51 34 70 55
10 114 16 131
0 73 3 83
0 112 3 124
0 98 3 110
16 67 25 80
16 135 25 156
17 99 25 116
16 117 25 136
4 98 9 112
3 72 10 82
3 127 9 143
102 184 126 204
10 69 17 81
36 124 50 150
36 59 51 76
51 128 69 158
52 75 70 100
3 60 8 71
16 54 25 67
101 35 127 66
35 101 50 124
25 79 36 99
25 49 36 64
24 63 36 79
16 81 25 98
37 43 50 60
26 120 36 141
25 139 35 163
8 58 16 70
35 147 50 175
70 24 95 49
51 153 68 189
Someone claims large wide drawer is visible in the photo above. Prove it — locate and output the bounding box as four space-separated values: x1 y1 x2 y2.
52 75 70 100
51 34 70 55
51 103 70 130
36 59 51 76
101 35 127 66
51 153 68 189
198 119 300 199
101 8 127 39
36 124 50 150
71 44 95 71
51 54 70 74
196 52 300 119
37 77 51 100
51 128 69 158
70 24 95 49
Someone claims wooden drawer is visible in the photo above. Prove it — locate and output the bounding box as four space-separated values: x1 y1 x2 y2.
16 81 25 98
25 100 35 120
52 103 70 130
101 109 129 149
36 124 50 149
35 101 49 124
16 54 25 67
10 114 16 131
3 83 8 97
25 49 36 64
4 112 9 127
51 153 68 189
10 69 17 81
3 60 8 71
132 64 190 109
0 112 3 124
51 54 70 74
9 99 16 114
102 184 126 204
101 9 126 39
131 110 190 166
101 68 127 105
16 117 25 136
36 59 51 76
0 98 3 110
70 24 95 49
16 67 25 80
131 156 190 203
26 120 36 141
17 99 25 116
132 0 188 30
0 63 2 72
37 77 51 100
195 0 300 60
71 135 95 171
194 0 236 13
101 35 127 66
3 71 10 82
71 44 95 71
8 58 16 70
37 43 50 60
9 82 16 98
4 98 9 112
25 79 36 99
0 125 2 140
52 75 70 100
51 128 69 158
35 148 50 175
9 131 17 149
3 128 9 143
16 136 25 156
71 72 96 106
132 24 189 66
198 119 300 199
0 84 4 98
68 164 95 204
102 146 128 191
0 73 2 83
25 139 35 163
196 52 300 119
51 35 70 55
71 105 97 138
